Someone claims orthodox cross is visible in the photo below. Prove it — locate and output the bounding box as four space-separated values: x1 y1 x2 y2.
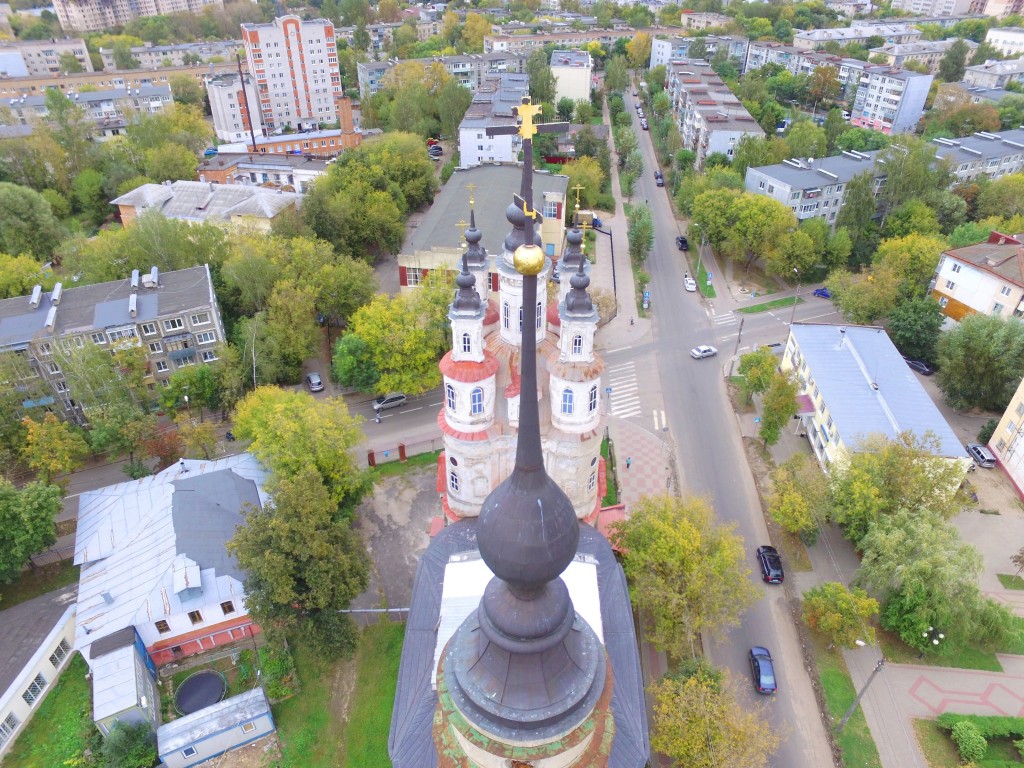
466 182 477 208
455 218 470 247
486 97 569 239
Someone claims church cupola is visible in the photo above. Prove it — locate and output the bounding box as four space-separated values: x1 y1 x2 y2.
550 258 602 436
464 201 490 301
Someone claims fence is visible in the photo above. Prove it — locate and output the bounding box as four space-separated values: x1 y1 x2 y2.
366 435 444 467
343 607 410 628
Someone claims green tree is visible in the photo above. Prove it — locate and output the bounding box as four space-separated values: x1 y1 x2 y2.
626 32 653 69
829 265 900 324
556 97 575 122
936 313 1024 411
626 203 654 268
877 136 949 220
768 453 830 543
21 412 89 484
808 64 841 108
332 333 380 391
436 79 472 138
266 279 320 380
887 296 943 362
71 169 109 225
830 432 971 546
651 669 780 768
0 480 61 582
0 254 51 299
938 39 970 82
168 73 205 108
87 403 156 468
174 413 218 460
835 171 880 265
824 108 850 153
0 183 65 259
785 121 826 160
604 54 628 92
44 89 94 176
737 347 777 404
58 52 84 74
759 370 798 446
100 720 157 768
872 233 947 297
675 167 743 216
691 188 740 249
526 48 556 105
882 199 941 240
802 582 879 649
688 37 708 61
228 465 369 655
143 143 197 182
976 173 1024 219
609 494 756 659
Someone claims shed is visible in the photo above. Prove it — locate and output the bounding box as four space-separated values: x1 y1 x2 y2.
157 688 275 768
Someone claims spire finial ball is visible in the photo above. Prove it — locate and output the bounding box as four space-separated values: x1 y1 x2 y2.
514 243 545 276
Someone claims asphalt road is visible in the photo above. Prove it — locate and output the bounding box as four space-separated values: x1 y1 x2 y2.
630 94 834 766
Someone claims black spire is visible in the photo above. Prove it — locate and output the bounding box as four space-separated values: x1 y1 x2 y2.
564 254 595 316
451 252 482 313
443 100 604 738
561 220 585 272
464 208 487 270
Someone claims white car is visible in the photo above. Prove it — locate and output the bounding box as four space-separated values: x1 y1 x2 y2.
690 345 718 359
684 277 697 292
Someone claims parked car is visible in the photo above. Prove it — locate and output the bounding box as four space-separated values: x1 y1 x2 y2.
305 372 325 392
749 647 777 694
640 119 649 130
429 145 443 155
756 545 784 584
203 147 218 157
812 287 832 299
654 169 663 180
966 442 996 468
655 175 664 187
690 345 717 359
550 265 560 283
902 357 935 376
591 216 604 229
684 277 697 292
675 235 689 251
374 392 408 411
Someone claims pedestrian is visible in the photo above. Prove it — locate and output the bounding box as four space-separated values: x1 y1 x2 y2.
684 272 689 280
625 456 632 470
630 316 635 326
375 411 381 424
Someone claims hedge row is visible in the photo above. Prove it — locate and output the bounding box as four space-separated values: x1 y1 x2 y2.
936 713 1024 740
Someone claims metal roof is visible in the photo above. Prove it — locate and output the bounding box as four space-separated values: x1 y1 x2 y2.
1 85 171 109
158 688 271 753
932 127 1024 166
747 151 881 190
790 324 966 458
389 521 649 768
111 181 302 224
942 240 1024 288
91 643 141 722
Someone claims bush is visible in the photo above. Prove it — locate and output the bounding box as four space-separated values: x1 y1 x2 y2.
937 713 1024 739
258 640 299 700
951 720 987 763
302 609 359 660
101 721 157 768
978 418 998 444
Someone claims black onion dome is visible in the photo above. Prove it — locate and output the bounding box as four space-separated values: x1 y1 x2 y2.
565 258 594 315
561 224 584 271
503 200 542 254
465 209 487 269
452 253 481 313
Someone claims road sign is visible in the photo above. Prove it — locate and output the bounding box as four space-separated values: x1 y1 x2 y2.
643 290 651 300
605 386 612 394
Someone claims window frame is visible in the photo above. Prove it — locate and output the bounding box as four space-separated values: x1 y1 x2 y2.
155 619 171 633
187 610 203 625
471 387 484 415
446 384 456 411
561 387 574 415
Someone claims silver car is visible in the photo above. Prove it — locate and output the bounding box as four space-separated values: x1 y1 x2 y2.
690 345 717 359
374 392 407 411
305 372 324 392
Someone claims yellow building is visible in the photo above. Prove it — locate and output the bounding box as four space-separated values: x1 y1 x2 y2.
989 377 1024 499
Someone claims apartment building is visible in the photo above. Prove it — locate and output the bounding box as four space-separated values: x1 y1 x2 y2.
931 127 1024 181
0 266 225 425
744 150 881 225
483 27 652 56
989 376 1024 497
0 62 238 98
793 23 922 50
356 51 528 98
196 152 332 193
964 57 1024 88
889 0 973 15
458 73 529 167
52 0 222 33
744 42 866 98
932 232 1024 321
112 181 303 230
206 73 267 143
2 85 173 140
240 15 342 132
98 40 241 71
649 35 749 70
936 81 1014 107
985 27 1024 56
551 49 592 103
0 38 91 77
680 11 732 30
335 22 403 53
868 38 977 74
849 66 932 134
666 60 764 171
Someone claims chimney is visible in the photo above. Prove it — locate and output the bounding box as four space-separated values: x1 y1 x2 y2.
131 269 140 292
150 266 159 287
129 293 137 318
50 282 63 305
29 285 42 308
45 306 57 331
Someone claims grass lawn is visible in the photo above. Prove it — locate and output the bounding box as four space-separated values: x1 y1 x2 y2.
737 297 802 314
3 653 99 768
1002 616 1024 655
913 719 960 768
695 262 717 298
601 438 619 506
814 638 883 768
369 449 441 480
273 639 347 768
343 622 404 768
0 559 79 609
997 573 1024 590
877 629 1003 672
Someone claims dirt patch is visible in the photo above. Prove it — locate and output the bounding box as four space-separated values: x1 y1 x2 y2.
328 655 359 727
194 733 281 767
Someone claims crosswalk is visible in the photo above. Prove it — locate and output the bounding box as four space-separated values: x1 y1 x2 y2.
711 311 738 327
605 361 642 418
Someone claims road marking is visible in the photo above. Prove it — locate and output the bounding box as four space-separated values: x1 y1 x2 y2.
712 312 738 326
607 361 636 372
607 362 643 418
652 409 666 430
606 345 633 354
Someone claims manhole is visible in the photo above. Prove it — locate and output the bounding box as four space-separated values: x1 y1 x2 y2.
174 669 227 715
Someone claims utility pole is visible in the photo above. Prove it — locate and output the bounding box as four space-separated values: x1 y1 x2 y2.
836 657 885 733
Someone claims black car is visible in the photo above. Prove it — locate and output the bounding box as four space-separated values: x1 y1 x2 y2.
756 545 784 584
675 235 689 251
902 357 935 376
750 647 777 694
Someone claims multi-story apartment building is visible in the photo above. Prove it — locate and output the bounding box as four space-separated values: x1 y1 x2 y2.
206 73 268 143
356 52 528 98
964 57 1024 88
793 23 922 50
679 11 732 30
936 81 1014 107
2 85 173 140
744 150 881 225
868 38 977 74
0 266 225 425
889 0 973 16
744 42 866 98
334 22 403 53
98 40 242 72
849 66 932 134
458 73 529 167
932 127 1024 181
52 0 222 33
483 27 652 56
551 49 592 103
649 35 750 70
240 15 342 132
985 26 1024 56
989 376 1024 496
666 60 764 171
0 62 239 98
0 38 92 77
932 232 1024 321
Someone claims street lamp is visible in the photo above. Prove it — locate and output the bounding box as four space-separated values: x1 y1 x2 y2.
919 626 944 658
836 651 885 733
789 268 801 326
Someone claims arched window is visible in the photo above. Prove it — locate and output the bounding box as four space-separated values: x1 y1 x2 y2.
449 471 459 492
588 472 596 492
561 387 574 415
471 387 484 415
589 385 598 412
518 305 523 332
462 332 472 353
572 334 583 355
536 301 543 330
446 384 456 411
503 302 510 330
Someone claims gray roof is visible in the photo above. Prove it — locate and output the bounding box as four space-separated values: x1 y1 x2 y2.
871 39 977 56
747 151 880 190
74 454 269 657
388 521 649 767
0 265 214 350
932 128 1024 166
402 165 568 255
158 688 271 753
967 58 1024 77
2 85 171 109
943 82 1015 103
111 181 302 224
0 587 76 698
790 324 966 459
550 49 591 67
795 23 920 42
197 153 332 174
943 239 1024 288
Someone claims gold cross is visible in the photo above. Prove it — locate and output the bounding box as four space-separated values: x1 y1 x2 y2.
514 99 544 140
455 219 469 243
466 183 476 208
571 183 585 208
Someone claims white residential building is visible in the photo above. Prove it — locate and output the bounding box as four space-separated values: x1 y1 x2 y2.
932 232 1024 321
206 73 269 143
356 51 528 98
793 23 922 50
989 378 1024 498
889 0 973 16
550 49 592 103
744 41 866 97
240 15 342 132
99 40 242 71
850 66 933 134
1 85 173 140
965 57 1024 88
649 35 749 70
679 11 732 29
53 0 223 32
458 73 529 167
931 127 1024 181
0 38 91 77
985 27 1024 57
868 38 978 75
